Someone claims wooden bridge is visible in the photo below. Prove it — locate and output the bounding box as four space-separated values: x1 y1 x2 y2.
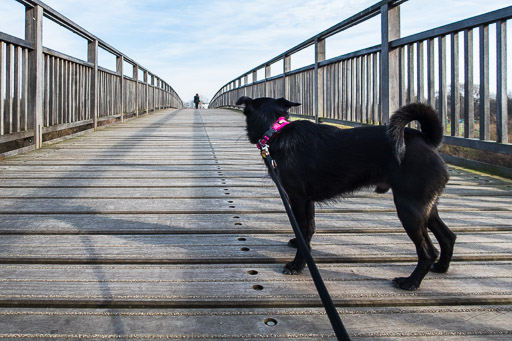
0 107 511 339
1 0 512 339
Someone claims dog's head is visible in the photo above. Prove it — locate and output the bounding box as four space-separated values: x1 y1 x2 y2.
236 96 301 144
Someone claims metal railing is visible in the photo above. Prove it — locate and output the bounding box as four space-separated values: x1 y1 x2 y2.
1 0 183 155
210 0 511 155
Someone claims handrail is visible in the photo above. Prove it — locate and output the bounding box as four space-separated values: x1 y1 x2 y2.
391 6 512 48
210 1 511 156
0 0 183 156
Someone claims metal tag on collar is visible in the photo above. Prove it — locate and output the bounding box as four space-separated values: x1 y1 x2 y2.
260 144 269 158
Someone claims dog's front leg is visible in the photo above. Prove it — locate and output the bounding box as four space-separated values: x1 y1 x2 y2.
284 199 315 275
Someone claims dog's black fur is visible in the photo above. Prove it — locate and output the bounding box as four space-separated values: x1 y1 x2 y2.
236 96 456 290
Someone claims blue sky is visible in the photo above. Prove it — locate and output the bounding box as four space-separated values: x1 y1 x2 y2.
0 0 511 104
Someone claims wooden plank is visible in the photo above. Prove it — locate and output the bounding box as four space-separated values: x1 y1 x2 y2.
0 211 510 235
0 170 269 178
0 162 265 169
0 185 510 198
0 176 507 195
0 164 509 183
0 233 510 264
0 306 510 340
0 167 509 187
0 263 511 308
0 195 509 214
0 178 274 188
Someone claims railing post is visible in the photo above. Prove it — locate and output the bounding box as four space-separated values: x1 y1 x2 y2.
160 79 164 109
314 38 325 123
417 41 424 103
284 55 291 99
438 35 447 132
479 25 490 141
157 78 161 110
0 42 3 134
265 65 271 97
133 65 139 117
427 38 435 107
496 20 508 143
164 83 168 108
252 70 257 98
5 44 12 134
157 77 161 110
87 39 98 130
464 29 474 138
25 4 43 148
144 71 149 114
380 3 400 125
244 74 249 97
151 75 155 112
450 33 460 136
116 55 124 122
155 77 158 111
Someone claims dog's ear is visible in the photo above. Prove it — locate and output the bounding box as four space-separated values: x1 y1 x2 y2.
236 96 253 106
276 97 301 110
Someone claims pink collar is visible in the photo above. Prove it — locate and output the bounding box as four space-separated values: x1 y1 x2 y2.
257 117 290 150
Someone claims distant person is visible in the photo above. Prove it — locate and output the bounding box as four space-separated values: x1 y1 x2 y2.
194 93 200 109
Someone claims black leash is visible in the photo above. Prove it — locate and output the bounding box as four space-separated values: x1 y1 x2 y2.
261 150 351 341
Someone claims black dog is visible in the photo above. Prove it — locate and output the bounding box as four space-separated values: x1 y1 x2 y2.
236 96 456 290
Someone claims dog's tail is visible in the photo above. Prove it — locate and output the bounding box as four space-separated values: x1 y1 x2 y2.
388 103 443 164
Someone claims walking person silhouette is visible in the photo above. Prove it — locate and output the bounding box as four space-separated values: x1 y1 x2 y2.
194 93 200 109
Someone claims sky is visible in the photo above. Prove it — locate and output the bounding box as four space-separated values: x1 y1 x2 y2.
0 0 511 104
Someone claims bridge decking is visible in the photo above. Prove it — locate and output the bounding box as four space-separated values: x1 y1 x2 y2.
0 108 511 340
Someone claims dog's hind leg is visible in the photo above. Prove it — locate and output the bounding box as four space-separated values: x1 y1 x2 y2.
392 194 439 290
428 205 456 273
284 198 316 275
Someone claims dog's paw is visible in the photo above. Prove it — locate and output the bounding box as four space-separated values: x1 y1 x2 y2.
431 262 450 273
375 184 391 194
288 238 298 248
283 261 304 275
392 277 420 291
